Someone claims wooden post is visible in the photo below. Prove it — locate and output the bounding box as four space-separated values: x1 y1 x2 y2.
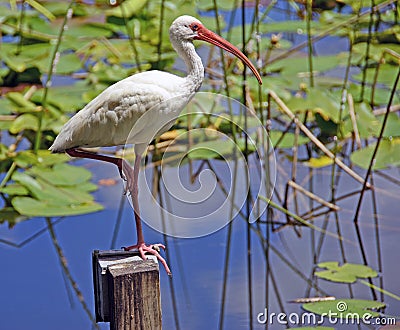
93 250 162 330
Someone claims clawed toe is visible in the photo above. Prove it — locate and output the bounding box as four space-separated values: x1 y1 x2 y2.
123 243 171 276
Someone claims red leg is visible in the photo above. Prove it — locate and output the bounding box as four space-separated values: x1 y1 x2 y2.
123 154 172 276
66 148 135 193
66 148 129 179
66 148 172 275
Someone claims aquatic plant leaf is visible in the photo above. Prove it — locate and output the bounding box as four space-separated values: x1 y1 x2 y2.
5 92 38 112
105 0 147 18
42 53 82 75
27 163 91 186
12 196 103 217
315 262 378 283
302 299 385 318
13 150 68 168
10 163 103 217
267 55 344 77
26 0 56 21
340 102 380 139
187 138 241 160
346 83 400 106
196 0 238 11
350 138 400 170
42 1 88 17
12 171 93 204
31 82 89 113
64 22 114 39
186 137 256 160
9 114 39 133
352 43 400 62
286 88 340 122
269 131 310 148
0 98 14 116
0 184 29 196
352 64 399 88
305 156 334 168
380 113 400 138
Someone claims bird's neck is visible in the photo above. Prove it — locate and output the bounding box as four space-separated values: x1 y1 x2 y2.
174 40 204 93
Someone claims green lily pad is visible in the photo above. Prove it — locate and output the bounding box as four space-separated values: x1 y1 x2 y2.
350 138 400 170
0 184 29 196
12 196 103 217
196 0 239 11
5 92 38 112
286 88 341 123
315 262 378 283
105 0 147 18
305 156 334 168
9 163 103 218
31 81 89 113
352 64 399 88
187 138 248 160
27 163 91 186
12 171 93 205
13 150 68 168
303 299 385 319
340 101 380 139
267 55 344 78
379 113 400 138
9 114 39 133
269 131 310 148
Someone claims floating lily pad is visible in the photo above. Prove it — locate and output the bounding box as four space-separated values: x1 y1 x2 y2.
267 55 344 78
0 184 29 196
286 88 341 123
340 101 380 139
105 0 147 18
305 156 334 168
352 64 399 88
315 261 378 283
269 131 310 148
187 137 252 160
9 114 39 133
5 92 38 112
13 150 68 168
197 0 239 11
27 163 92 186
350 138 400 170
12 196 103 217
9 164 103 218
303 299 385 319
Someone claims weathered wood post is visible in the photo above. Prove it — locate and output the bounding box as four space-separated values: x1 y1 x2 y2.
93 250 162 330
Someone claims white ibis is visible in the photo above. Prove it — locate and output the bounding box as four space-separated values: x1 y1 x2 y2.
49 15 262 275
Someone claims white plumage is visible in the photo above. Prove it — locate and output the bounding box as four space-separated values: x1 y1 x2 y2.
49 15 262 275
50 71 190 151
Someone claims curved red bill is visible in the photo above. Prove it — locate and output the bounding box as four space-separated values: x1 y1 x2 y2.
194 26 263 85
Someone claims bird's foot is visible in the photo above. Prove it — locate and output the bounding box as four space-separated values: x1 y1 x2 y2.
123 242 172 276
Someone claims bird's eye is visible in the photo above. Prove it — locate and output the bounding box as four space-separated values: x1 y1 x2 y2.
190 23 199 31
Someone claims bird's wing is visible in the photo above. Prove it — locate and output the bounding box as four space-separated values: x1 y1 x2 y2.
50 74 182 151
